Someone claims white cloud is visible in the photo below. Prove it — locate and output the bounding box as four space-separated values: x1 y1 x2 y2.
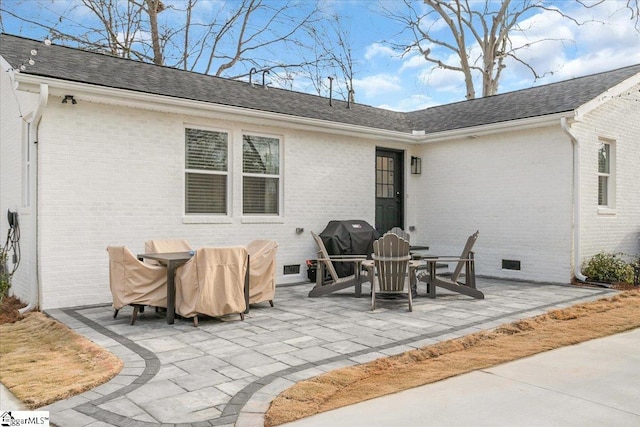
377 94 438 112
364 43 397 61
354 74 402 98
501 1 640 88
399 53 428 72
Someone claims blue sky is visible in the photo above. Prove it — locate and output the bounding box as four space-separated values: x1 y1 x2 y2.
2 0 640 111
335 0 640 111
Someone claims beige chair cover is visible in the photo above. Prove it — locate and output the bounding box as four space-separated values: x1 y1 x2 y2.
175 247 248 319
107 246 168 310
144 239 192 253
246 240 278 304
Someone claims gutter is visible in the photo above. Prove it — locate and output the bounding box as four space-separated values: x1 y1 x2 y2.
19 83 47 314
561 116 588 282
418 113 569 143
14 74 418 143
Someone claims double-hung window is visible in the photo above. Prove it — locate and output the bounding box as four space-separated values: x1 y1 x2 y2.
597 140 614 208
185 128 229 215
242 134 281 215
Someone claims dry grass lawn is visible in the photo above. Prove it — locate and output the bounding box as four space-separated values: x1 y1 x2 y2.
0 297 123 409
265 288 640 426
1 288 639 422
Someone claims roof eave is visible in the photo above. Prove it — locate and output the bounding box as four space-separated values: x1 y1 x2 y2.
414 112 574 143
575 72 640 119
14 73 419 143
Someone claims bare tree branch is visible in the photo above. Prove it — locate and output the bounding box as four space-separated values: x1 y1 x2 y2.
0 0 334 84
380 0 625 100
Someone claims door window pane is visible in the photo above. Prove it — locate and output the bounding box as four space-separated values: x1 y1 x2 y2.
376 155 395 198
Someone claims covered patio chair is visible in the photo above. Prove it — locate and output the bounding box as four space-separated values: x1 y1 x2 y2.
308 231 367 297
367 233 416 311
144 239 192 265
246 239 278 307
417 231 484 299
107 246 168 325
175 246 249 327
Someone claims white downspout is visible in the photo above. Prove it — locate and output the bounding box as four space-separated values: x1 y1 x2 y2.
19 83 47 314
561 117 587 282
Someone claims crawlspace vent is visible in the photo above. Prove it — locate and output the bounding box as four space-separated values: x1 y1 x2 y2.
502 259 521 270
283 264 301 275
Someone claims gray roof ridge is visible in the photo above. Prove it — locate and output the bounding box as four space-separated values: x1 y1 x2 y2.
1 32 414 132
2 32 639 135
0 32 380 110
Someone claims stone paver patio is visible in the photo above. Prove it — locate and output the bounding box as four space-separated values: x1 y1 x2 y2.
43 278 615 427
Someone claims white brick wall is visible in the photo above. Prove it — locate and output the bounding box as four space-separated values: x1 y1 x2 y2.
36 100 376 309
0 67 38 303
574 83 640 268
5 73 638 310
407 126 575 283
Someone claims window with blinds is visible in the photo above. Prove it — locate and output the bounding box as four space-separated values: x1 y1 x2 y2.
185 128 228 214
242 134 280 215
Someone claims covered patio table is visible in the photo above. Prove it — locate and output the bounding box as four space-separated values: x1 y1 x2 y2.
137 251 193 324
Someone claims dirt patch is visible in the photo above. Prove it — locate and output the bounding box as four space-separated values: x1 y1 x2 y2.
265 289 640 426
0 295 26 324
0 297 123 409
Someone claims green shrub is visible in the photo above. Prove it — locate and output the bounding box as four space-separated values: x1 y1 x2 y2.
0 250 10 301
582 252 634 284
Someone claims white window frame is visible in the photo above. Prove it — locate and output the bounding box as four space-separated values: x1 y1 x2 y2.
597 138 616 213
22 120 31 208
241 132 283 222
183 126 231 220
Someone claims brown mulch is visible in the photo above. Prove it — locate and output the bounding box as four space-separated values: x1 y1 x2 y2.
0 295 27 324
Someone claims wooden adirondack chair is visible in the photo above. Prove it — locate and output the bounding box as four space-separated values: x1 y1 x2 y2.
386 227 410 242
417 231 484 299
369 233 415 311
308 231 367 297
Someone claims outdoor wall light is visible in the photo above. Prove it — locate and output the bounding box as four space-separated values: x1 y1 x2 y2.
411 156 422 175
62 95 77 104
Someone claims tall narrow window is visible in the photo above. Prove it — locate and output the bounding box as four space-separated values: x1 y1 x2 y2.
597 141 611 207
242 134 280 215
185 128 228 214
22 122 31 207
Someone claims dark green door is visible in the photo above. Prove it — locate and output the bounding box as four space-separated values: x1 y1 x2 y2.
375 148 404 235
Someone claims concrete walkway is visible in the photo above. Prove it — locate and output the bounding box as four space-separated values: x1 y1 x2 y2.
281 328 640 427
0 279 623 426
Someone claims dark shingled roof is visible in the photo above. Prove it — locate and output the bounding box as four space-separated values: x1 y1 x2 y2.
406 64 640 133
2 33 639 135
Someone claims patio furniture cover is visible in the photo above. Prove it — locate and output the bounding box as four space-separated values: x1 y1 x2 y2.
319 220 379 277
175 246 248 320
107 246 168 310
246 239 278 305
144 239 192 253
